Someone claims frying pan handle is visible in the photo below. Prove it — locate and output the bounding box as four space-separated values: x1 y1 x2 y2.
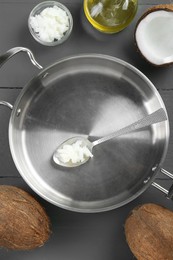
152 168 173 200
0 47 43 69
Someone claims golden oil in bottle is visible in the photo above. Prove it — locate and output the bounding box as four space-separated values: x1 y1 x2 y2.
84 0 138 33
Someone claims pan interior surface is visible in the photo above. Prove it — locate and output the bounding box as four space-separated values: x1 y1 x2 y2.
9 55 169 212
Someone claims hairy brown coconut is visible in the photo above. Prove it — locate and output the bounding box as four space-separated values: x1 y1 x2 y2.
0 185 51 250
135 4 173 66
125 203 173 260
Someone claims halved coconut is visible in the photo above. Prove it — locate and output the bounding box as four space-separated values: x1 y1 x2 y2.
135 5 173 66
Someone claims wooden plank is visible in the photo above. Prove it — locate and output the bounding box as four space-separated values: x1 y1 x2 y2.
0 88 172 178
0 88 172 176
0 0 170 5
0 3 172 90
0 175 172 260
0 1 172 260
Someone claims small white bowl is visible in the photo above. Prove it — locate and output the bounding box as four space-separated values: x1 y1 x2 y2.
28 1 73 46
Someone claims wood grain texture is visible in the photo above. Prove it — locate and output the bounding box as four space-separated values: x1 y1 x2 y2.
0 2 172 89
0 1 172 260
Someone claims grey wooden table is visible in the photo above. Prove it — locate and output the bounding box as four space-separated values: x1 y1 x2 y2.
0 0 173 259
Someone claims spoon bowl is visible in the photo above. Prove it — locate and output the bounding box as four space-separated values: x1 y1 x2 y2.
53 136 93 167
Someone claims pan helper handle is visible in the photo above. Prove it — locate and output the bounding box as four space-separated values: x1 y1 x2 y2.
152 168 173 200
0 47 42 110
0 47 42 69
0 101 13 110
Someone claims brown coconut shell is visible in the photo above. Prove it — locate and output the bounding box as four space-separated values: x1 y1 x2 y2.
135 4 173 67
0 185 51 250
125 203 173 260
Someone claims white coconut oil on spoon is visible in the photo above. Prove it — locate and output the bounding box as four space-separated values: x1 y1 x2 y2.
53 108 167 168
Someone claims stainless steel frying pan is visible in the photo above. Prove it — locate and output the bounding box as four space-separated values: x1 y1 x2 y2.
0 47 173 213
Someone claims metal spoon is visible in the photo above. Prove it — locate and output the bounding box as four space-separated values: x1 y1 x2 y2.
53 108 167 167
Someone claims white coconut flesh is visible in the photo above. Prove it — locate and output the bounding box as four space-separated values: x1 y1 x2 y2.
136 10 173 65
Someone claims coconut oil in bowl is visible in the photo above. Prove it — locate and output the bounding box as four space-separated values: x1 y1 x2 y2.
84 0 138 33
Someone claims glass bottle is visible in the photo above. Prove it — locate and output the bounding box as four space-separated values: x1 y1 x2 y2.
84 0 138 33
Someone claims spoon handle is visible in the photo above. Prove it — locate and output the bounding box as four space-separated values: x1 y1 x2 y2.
92 108 167 147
